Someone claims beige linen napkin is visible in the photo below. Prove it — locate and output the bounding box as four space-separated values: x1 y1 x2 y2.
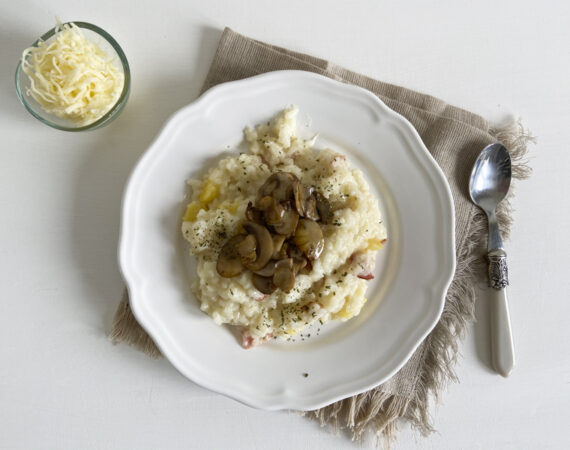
110 28 532 443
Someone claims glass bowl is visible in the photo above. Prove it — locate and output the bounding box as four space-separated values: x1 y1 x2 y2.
15 22 131 131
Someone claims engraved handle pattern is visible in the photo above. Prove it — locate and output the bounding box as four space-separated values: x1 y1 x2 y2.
487 249 509 290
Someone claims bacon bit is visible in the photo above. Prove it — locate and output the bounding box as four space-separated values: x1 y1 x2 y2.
381 239 387 244
331 154 347 168
350 250 376 279
256 294 268 302
242 333 255 349
241 330 273 349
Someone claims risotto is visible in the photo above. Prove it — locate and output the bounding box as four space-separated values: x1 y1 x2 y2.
181 107 387 348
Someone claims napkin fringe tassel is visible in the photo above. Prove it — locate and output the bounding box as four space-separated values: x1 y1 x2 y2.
109 289 162 359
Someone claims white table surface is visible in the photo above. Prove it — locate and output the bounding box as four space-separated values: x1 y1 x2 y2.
2 1 569 449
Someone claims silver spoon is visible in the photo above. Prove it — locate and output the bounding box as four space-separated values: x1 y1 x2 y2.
469 143 515 377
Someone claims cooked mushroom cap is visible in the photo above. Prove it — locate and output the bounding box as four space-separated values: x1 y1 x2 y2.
303 193 319 221
293 182 319 221
236 234 256 263
287 243 304 259
256 195 274 210
262 198 285 225
271 234 286 259
292 255 308 274
316 193 331 224
294 219 324 260
243 221 274 271
254 261 276 277
216 234 247 277
293 180 304 215
299 257 313 275
245 201 263 223
286 240 308 273
257 172 298 204
272 209 299 236
257 176 279 200
273 258 295 292
252 273 276 294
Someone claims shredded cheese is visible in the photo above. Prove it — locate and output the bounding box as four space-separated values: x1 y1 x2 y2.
21 22 124 126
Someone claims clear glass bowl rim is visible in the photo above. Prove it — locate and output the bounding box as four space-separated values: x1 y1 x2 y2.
14 21 131 131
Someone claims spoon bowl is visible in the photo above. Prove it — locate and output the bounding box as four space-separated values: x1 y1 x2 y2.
470 143 512 216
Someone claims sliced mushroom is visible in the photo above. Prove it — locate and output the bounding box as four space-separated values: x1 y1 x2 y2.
275 241 289 260
256 176 279 200
300 257 313 275
273 258 295 293
243 221 274 271
257 172 298 204
316 192 331 224
292 257 307 275
236 234 256 263
245 201 263 223
287 243 303 259
294 219 324 260
216 234 247 277
286 244 309 274
273 173 297 203
272 209 299 236
292 180 305 215
252 273 276 294
256 195 274 210
271 234 286 259
293 182 319 221
262 198 285 225
254 261 276 277
303 193 319 221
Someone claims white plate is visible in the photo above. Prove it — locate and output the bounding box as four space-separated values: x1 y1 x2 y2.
119 70 455 411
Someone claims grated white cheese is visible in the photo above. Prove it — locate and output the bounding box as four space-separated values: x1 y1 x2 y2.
21 22 124 126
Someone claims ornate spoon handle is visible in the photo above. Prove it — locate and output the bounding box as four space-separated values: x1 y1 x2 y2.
487 249 515 377
488 249 509 289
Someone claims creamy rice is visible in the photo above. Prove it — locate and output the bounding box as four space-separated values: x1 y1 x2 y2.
181 107 387 347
